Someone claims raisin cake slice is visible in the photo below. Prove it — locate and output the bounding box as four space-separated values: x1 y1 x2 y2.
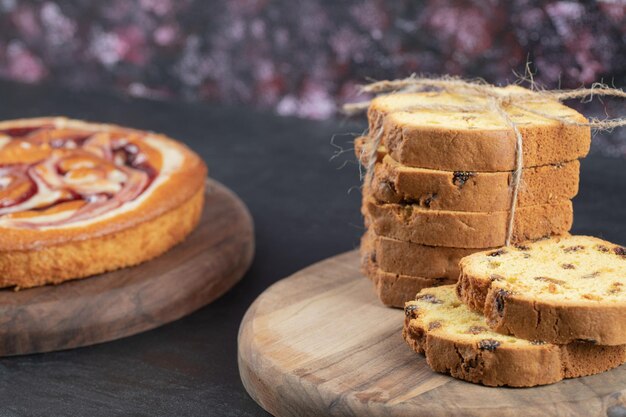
367 85 591 171
360 232 455 307
457 236 626 345
354 137 580 212
404 285 626 387
362 229 486 280
363 197 573 248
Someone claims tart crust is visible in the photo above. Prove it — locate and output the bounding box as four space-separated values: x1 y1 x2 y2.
0 117 207 287
0 188 204 288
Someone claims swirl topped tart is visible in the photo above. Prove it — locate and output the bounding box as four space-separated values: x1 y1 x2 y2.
0 117 207 288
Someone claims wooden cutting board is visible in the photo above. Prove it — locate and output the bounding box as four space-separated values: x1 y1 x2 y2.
238 251 626 417
0 179 254 356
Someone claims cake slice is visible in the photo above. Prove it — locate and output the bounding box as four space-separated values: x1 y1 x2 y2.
367 86 591 171
363 197 573 248
355 137 581 212
403 285 626 387
360 232 455 307
457 235 626 345
362 229 485 280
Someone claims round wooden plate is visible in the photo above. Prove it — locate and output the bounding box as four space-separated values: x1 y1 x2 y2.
238 251 626 417
0 178 254 356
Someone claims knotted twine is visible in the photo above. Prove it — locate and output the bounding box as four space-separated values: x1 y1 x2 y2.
344 76 626 246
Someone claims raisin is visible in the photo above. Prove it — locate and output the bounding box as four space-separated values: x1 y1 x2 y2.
452 171 475 187
595 244 610 253
561 263 575 269
488 249 507 257
493 289 511 315
399 197 420 205
530 340 546 345
422 194 437 208
478 339 501 351
428 321 442 330
534 276 565 285
467 326 488 335
563 245 585 253
416 294 442 304
462 356 480 372
404 304 419 317
608 283 622 295
613 246 626 257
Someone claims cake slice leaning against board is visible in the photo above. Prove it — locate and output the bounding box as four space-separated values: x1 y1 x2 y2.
367 85 591 171
354 137 580 212
457 235 626 345
404 285 626 387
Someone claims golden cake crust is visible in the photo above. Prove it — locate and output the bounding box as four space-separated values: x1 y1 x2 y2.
367 87 591 171
362 196 573 248
403 286 626 387
354 137 581 212
361 229 485 280
360 234 455 307
0 117 207 251
457 236 626 345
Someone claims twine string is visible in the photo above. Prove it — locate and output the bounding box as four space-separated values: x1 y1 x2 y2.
346 76 625 246
363 125 384 187
490 97 525 246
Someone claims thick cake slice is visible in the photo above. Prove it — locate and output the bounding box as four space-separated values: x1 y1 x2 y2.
363 197 573 248
0 117 207 288
355 137 580 212
403 285 626 387
362 229 485 280
367 86 591 171
361 232 455 307
457 236 626 345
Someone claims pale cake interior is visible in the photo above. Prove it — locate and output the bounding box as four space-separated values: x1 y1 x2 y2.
373 86 584 130
407 285 538 348
462 236 626 304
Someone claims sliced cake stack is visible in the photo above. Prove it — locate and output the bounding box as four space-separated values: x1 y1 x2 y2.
403 235 626 387
358 86 592 307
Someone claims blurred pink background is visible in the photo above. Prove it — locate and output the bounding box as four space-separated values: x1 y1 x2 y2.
0 0 624 156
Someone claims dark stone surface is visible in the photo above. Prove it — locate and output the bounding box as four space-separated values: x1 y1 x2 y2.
0 80 623 416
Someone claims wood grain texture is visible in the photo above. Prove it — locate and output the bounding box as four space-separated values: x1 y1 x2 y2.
238 251 626 417
0 178 254 356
